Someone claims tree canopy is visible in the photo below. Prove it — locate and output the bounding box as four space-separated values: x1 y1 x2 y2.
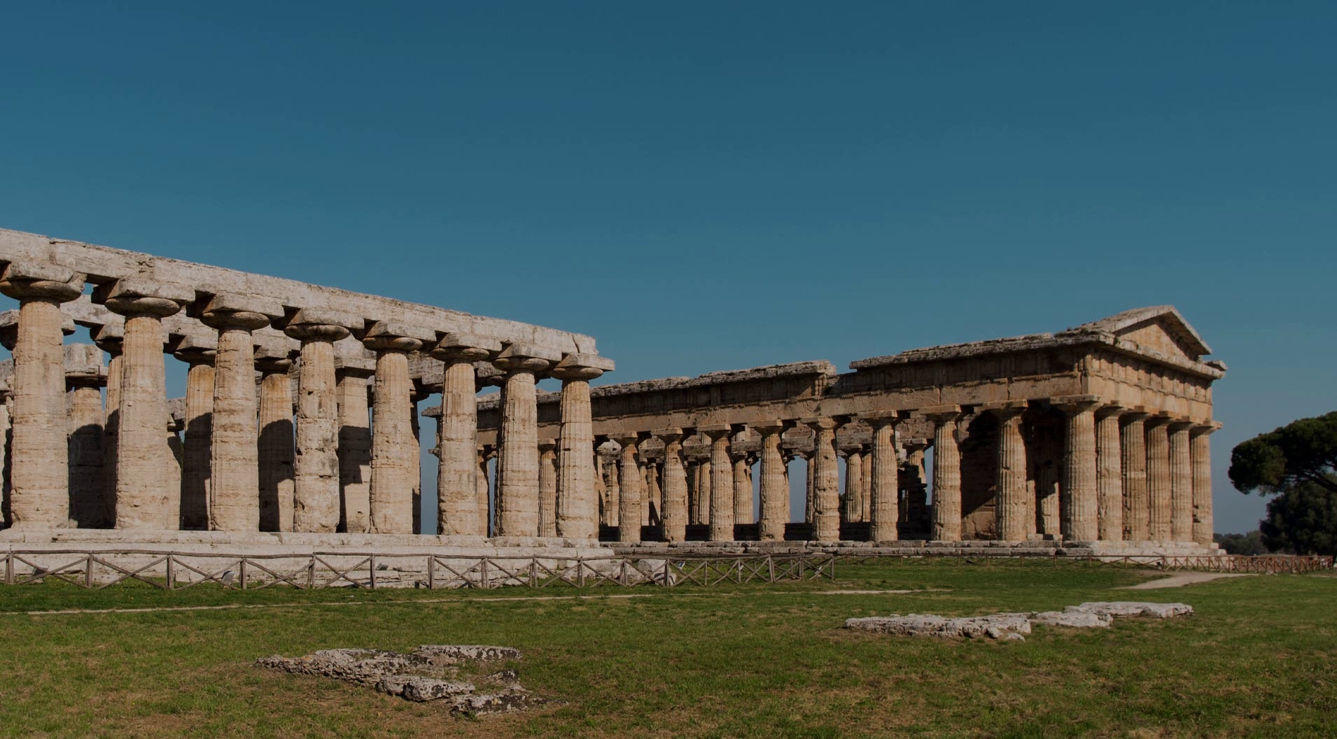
1228 411 1337 496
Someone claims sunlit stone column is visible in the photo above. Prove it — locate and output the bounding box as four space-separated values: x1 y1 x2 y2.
285 310 354 533
1169 421 1194 542
1056 395 1100 542
699 426 734 541
538 440 558 537
926 406 963 542
336 369 372 533
842 447 864 524
202 295 276 532
1095 404 1124 541
257 353 295 532
1120 411 1150 541
732 431 754 526
0 264 83 528
657 429 688 542
867 415 900 542
755 423 788 541
105 280 190 530
174 341 214 531
1191 423 1219 546
66 354 106 529
805 418 840 542
493 345 553 538
614 435 643 543
364 322 429 535
988 402 1029 542
551 354 611 540
1145 416 1173 541
432 336 496 537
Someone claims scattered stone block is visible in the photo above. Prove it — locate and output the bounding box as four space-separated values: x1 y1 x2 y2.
845 601 1192 641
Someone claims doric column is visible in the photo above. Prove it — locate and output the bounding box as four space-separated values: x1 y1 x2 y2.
363 322 430 535
1095 404 1124 541
0 263 83 528
174 341 214 531
732 431 754 526
800 449 814 524
493 345 554 538
256 353 295 532
201 295 277 532
866 415 900 542
842 447 864 524
104 280 190 530
66 353 106 529
925 406 963 542
755 423 788 541
1169 420 1194 542
477 444 495 535
538 440 558 537
551 353 611 540
284 310 355 533
602 442 620 528
699 426 734 541
986 402 1028 542
904 438 930 534
431 335 498 537
644 460 660 527
657 429 688 542
1191 423 1219 546
1055 395 1100 542
804 418 841 542
0 384 10 526
336 369 372 533
410 391 423 534
1120 411 1150 541
1145 415 1173 541
696 454 712 526
614 434 643 543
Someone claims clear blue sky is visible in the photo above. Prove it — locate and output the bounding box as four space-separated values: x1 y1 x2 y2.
3 2 1334 533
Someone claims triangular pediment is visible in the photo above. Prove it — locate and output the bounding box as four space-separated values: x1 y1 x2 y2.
1067 306 1211 361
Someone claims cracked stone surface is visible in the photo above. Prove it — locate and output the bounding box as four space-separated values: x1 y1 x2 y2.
845 601 1193 641
256 645 549 715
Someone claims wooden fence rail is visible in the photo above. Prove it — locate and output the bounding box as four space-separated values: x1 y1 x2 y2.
0 550 837 591
835 552 1334 573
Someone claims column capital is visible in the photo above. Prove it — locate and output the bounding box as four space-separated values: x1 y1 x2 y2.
861 410 907 429
431 332 501 364
92 324 124 355
362 320 433 353
200 293 282 332
1052 394 1102 415
1144 413 1174 429
1095 401 1125 418
282 307 358 342
903 437 930 454
1168 418 1196 432
919 404 963 421
493 342 560 375
698 423 733 440
749 420 788 436
170 333 218 366
980 400 1027 419
653 427 685 444
538 439 558 454
100 278 192 318
550 352 615 381
801 416 838 431
1190 420 1223 436
64 344 107 389
0 262 84 303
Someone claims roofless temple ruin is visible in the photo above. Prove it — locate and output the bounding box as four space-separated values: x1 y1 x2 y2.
0 227 1225 558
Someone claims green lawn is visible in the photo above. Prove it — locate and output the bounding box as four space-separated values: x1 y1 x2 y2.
0 559 1333 738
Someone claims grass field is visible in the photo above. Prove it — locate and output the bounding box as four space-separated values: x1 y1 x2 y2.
1 559 1333 738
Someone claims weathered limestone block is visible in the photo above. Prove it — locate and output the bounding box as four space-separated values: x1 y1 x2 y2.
845 613 1032 641
926 407 962 542
1073 601 1194 619
338 370 373 534
1028 609 1112 628
257 357 296 532
0 262 83 528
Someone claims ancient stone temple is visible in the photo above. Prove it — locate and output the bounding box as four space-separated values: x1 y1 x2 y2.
0 226 1224 558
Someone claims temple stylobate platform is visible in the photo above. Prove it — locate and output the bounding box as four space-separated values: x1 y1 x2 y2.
0 226 1226 560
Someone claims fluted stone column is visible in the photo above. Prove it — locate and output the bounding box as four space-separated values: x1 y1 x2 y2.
800 450 814 524
335 370 372 533
1095 405 1124 541
614 435 643 543
202 296 275 532
867 415 899 542
493 347 552 538
603 444 620 528
1120 411 1150 541
286 312 352 533
1146 416 1173 541
1056 396 1100 542
257 356 296 532
658 429 688 542
432 338 495 537
927 407 963 542
1191 424 1219 546
551 355 610 540
805 418 840 542
365 325 427 535
67 374 106 528
644 461 660 527
842 449 864 524
0 264 82 527
990 403 1028 542
697 455 712 527
732 436 753 526
904 439 930 535
96 330 122 526
477 445 495 536
105 281 189 530
0 388 10 526
538 441 558 537
699 426 734 541
1169 421 1194 542
755 424 788 541
176 348 214 530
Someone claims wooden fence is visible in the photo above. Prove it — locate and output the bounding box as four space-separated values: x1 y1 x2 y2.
836 551 1334 573
0 550 837 591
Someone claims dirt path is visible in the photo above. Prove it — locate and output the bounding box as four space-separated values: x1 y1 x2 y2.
1121 573 1254 590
